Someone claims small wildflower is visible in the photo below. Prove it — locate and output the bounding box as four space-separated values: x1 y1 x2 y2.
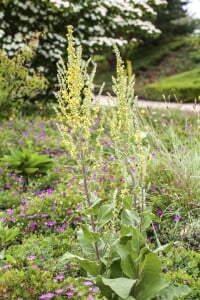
27 255 37 261
91 287 99 293
174 215 181 222
39 293 55 299
156 209 163 216
2 264 12 270
47 188 54 194
66 291 74 297
55 275 64 281
46 221 56 227
6 209 13 215
55 289 63 295
57 226 65 232
30 222 37 229
84 281 93 286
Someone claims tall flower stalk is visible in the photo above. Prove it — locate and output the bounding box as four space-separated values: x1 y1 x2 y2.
55 25 101 261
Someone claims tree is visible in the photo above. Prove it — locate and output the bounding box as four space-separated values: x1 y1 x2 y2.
0 0 167 79
155 0 196 38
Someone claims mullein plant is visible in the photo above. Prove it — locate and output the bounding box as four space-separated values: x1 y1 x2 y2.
56 26 191 300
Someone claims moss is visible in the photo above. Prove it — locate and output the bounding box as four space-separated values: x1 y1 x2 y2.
145 68 200 102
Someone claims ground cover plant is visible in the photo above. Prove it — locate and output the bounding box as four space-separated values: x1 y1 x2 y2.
0 27 199 299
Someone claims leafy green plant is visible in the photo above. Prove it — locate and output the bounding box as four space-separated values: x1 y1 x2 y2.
0 222 19 251
161 246 200 300
0 148 54 189
56 26 190 300
0 41 47 119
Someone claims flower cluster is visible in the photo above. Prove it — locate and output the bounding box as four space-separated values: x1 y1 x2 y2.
0 0 166 78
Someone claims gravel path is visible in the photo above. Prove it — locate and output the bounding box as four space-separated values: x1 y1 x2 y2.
97 95 200 114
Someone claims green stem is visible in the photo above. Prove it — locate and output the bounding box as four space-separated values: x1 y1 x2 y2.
80 147 100 261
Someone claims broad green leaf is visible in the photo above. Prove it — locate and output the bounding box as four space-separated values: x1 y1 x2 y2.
81 224 100 243
158 284 191 300
97 203 113 228
101 277 137 299
131 227 145 253
134 252 169 300
120 224 133 237
121 209 139 227
24 167 38 174
153 242 173 254
116 243 136 278
141 212 152 231
60 252 100 276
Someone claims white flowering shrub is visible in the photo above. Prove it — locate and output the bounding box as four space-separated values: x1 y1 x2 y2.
0 0 166 79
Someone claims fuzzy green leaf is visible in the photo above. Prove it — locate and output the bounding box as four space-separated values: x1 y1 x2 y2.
60 252 100 276
101 277 137 299
134 252 169 300
158 284 191 300
81 224 100 243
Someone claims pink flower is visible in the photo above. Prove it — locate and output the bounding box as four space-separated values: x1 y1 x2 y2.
27 255 37 261
39 293 55 299
84 281 93 286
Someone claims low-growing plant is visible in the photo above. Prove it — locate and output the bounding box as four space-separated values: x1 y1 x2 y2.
0 148 55 189
0 40 47 119
0 222 19 251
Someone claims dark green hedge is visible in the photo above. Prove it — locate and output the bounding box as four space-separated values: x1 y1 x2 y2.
145 68 200 103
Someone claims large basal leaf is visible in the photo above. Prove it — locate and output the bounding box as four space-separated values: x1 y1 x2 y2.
60 252 100 276
158 284 191 300
101 277 137 299
134 252 169 300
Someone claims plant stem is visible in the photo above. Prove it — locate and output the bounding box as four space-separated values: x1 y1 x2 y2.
80 146 100 261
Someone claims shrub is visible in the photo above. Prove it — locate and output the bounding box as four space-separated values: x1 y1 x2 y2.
0 45 47 118
0 0 166 80
145 68 200 102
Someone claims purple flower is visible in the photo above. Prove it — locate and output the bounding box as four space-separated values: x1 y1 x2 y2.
55 289 63 295
30 222 37 229
41 213 48 218
66 291 74 297
84 281 93 286
156 209 163 216
39 293 55 299
57 226 65 232
153 224 159 230
55 166 61 172
2 264 12 270
6 209 13 215
91 287 99 293
87 296 94 300
47 188 54 194
27 255 37 261
46 221 56 227
55 275 64 281
175 181 181 186
174 215 181 222
109 175 115 181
